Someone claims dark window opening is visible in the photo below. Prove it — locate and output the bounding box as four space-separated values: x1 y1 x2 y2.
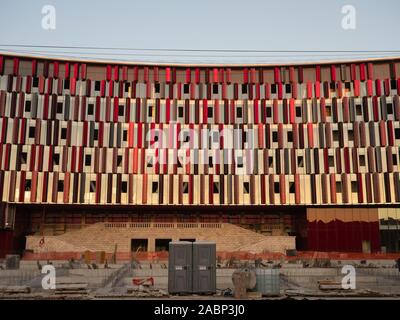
391 79 397 90
359 155 366 166
266 107 272 117
29 127 35 138
297 156 304 167
326 105 332 117
395 128 400 139
387 103 393 114
85 155 91 166
121 181 128 193
94 129 99 141
64 79 70 90
213 182 219 193
57 102 63 113
208 107 213 118
117 155 123 167
21 152 27 164
272 132 278 143
328 156 334 167
345 82 351 90
236 107 242 118
330 82 336 91
53 154 60 165
268 156 273 167
209 156 213 168
152 181 158 193
348 130 354 141
271 84 277 94
178 106 184 117
25 179 31 191
88 103 94 115
155 82 160 93
90 181 96 193
61 128 67 139
295 106 301 117
57 180 64 192
147 158 153 168
124 82 130 93
241 84 248 94
333 130 339 141
243 182 250 194
274 182 280 193
336 181 342 193
356 104 362 116
118 105 124 116
183 84 189 94
25 100 31 112
182 182 189 194
285 83 291 93
95 81 101 91
351 181 358 193
32 77 39 88
287 131 293 143
148 106 153 117
155 239 171 252
213 84 219 94
123 130 127 142
289 182 295 193
131 239 148 252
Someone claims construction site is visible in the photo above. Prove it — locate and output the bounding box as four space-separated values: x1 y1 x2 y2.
1 47 400 300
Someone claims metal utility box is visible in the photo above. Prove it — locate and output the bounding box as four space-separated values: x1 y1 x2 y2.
168 241 193 294
5 254 20 270
255 269 280 296
192 242 216 294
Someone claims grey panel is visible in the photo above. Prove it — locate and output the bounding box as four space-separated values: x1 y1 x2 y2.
168 241 192 294
64 95 70 121
192 242 216 294
31 92 38 118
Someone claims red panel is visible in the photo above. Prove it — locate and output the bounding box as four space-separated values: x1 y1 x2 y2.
13 57 19 76
350 64 356 80
81 63 87 80
64 62 70 79
315 65 321 82
274 67 280 83
73 63 79 79
330 65 336 81
315 81 321 98
307 123 314 148
306 81 312 99
367 63 374 79
360 63 366 81
354 80 360 97
106 65 112 81
384 79 390 96
165 67 171 82
366 80 373 97
53 61 59 78
289 98 295 124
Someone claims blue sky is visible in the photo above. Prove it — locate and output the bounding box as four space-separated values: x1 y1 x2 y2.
0 0 399 64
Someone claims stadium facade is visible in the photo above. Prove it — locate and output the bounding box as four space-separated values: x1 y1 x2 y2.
0 54 400 258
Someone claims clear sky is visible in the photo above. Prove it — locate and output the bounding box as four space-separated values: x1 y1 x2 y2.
0 0 399 64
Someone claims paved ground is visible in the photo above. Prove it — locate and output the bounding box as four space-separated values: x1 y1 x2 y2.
0 259 399 299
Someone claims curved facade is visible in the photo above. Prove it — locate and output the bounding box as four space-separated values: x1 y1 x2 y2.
0 54 400 256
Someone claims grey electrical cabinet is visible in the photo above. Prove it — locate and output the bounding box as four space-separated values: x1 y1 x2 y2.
168 241 193 294
192 242 216 294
